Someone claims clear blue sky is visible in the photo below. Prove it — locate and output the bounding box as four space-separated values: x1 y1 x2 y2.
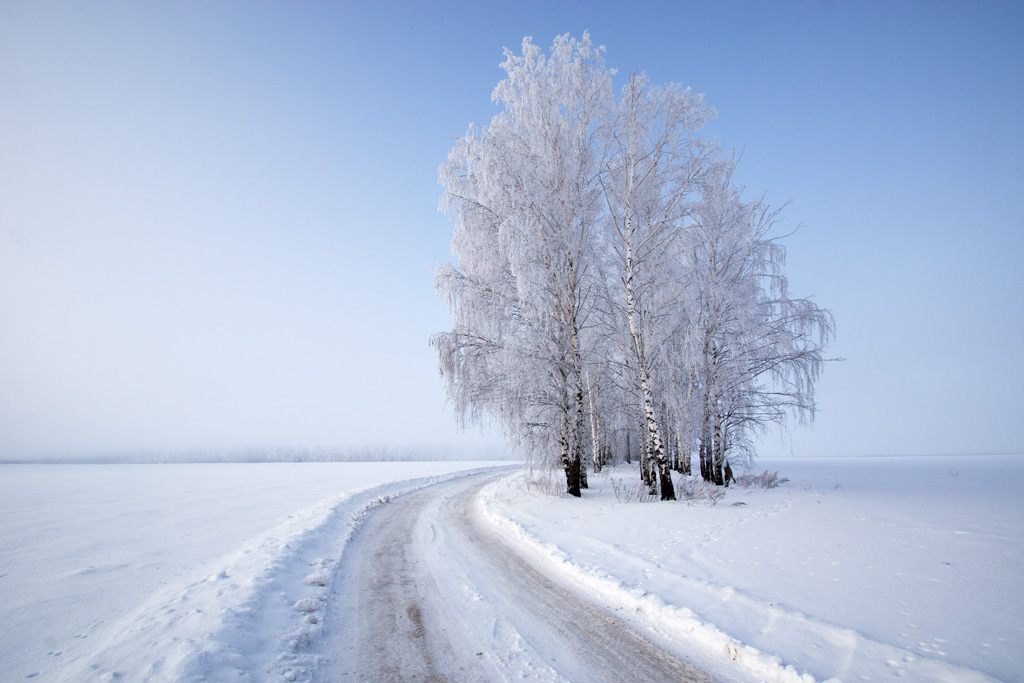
1 1 1021 459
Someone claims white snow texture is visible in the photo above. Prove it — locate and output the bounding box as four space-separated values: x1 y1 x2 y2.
1 454 1020 682
0 462 505 682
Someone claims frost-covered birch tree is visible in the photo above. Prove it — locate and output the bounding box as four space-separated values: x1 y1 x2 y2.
434 33 611 497
435 33 834 498
687 164 834 484
597 72 714 500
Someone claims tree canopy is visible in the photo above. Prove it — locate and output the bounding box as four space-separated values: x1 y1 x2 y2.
433 33 834 498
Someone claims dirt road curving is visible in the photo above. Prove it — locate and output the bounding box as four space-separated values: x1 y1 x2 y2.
316 472 714 682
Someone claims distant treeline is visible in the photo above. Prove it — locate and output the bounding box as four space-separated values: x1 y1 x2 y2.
0 446 510 465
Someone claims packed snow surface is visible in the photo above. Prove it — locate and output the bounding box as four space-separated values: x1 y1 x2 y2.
480 455 1024 682
0 461 505 681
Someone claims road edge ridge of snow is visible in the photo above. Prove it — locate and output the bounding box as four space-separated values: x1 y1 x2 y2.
476 473 824 683
264 465 511 682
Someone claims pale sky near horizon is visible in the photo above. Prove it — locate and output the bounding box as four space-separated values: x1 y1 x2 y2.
1 1 1021 460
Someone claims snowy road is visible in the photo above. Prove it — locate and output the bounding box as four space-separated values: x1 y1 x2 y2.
317 472 713 682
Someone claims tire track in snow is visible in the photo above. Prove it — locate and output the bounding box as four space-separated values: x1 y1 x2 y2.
317 472 713 682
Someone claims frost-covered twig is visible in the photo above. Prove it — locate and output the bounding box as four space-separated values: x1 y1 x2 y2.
676 476 727 506
736 470 789 489
610 477 658 503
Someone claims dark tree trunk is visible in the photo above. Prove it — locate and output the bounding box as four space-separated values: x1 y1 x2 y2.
711 409 724 486
573 367 586 490
699 437 709 482
641 448 652 488
638 424 651 487
571 455 583 495
656 456 675 501
645 404 675 501
677 426 692 475
561 415 581 497
640 421 655 494
565 455 581 497
699 400 712 482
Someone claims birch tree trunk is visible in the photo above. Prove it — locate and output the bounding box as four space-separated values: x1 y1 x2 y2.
586 374 603 473
712 401 725 486
614 75 676 501
699 387 712 482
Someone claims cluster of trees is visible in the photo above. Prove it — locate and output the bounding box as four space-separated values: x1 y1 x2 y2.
432 34 833 500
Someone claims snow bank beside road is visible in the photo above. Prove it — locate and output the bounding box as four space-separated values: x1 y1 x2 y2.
479 456 1023 682
0 462 506 682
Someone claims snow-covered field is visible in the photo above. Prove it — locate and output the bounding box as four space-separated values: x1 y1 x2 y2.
480 455 1024 682
0 461 506 681
2 455 1020 682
